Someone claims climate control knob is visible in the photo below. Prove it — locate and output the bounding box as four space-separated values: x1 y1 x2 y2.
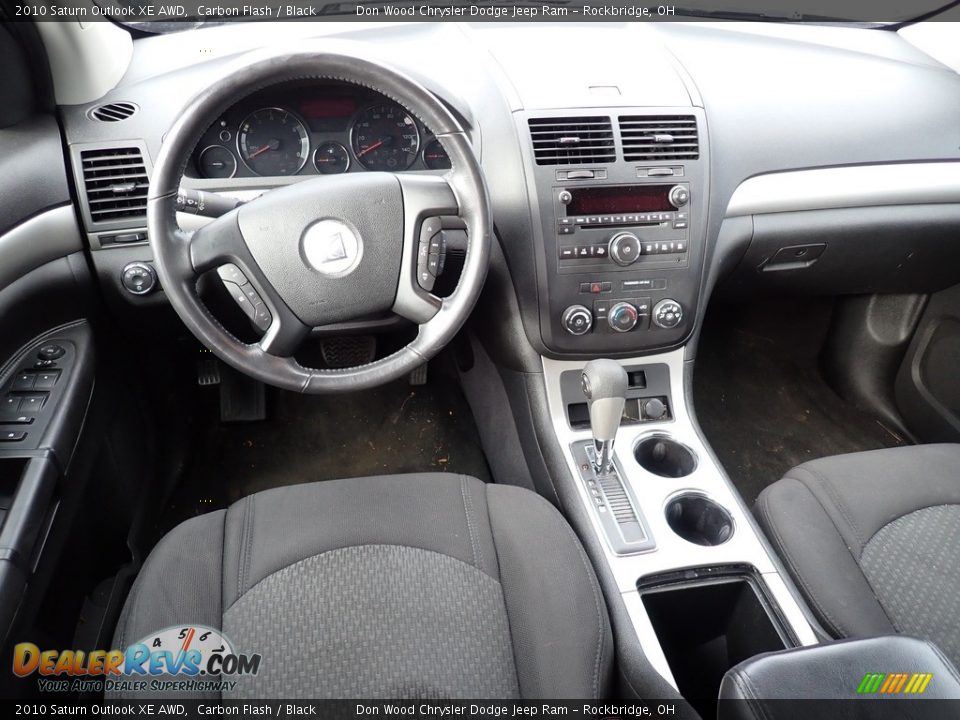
608 302 639 333
609 232 642 266
669 185 690 208
562 305 593 336
653 299 684 329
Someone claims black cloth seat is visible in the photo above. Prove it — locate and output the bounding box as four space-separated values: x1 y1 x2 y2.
755 444 960 667
113 473 613 699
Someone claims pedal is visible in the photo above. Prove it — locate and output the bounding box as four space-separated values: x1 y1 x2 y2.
409 363 428 386
219 368 266 423
197 354 221 386
320 335 376 368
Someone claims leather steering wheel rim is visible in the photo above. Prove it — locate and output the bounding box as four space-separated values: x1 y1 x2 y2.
148 43 491 394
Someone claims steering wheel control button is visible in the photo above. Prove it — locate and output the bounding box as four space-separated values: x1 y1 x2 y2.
609 232 643 266
417 218 448 293
121 262 157 296
669 185 690 207
608 302 639 333
217 263 249 286
37 345 65 362
562 305 593 336
302 219 363 278
653 299 684 329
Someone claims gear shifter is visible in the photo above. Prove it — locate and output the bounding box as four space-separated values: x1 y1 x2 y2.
581 359 628 474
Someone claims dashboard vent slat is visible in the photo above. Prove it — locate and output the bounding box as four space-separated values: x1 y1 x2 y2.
619 115 699 161
88 102 138 123
80 147 149 223
529 116 615 166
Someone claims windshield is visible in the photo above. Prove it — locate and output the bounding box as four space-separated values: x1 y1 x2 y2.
101 0 958 30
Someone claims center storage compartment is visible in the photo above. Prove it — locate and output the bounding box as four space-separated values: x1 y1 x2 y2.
641 574 791 717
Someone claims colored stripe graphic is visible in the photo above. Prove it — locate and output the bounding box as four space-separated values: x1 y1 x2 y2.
857 672 933 694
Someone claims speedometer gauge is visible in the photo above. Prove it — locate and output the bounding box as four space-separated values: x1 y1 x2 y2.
351 104 420 171
237 108 309 176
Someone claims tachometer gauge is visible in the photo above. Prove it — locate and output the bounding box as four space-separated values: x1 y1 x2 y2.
351 103 420 171
313 142 351 174
198 145 237 179
237 108 309 176
422 139 451 170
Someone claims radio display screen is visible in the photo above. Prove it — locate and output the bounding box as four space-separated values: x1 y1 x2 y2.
565 185 673 215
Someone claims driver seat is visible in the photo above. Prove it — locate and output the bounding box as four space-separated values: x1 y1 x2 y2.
112 473 612 698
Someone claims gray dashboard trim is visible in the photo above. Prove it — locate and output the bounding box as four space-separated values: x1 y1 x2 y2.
0 205 83 294
726 162 960 217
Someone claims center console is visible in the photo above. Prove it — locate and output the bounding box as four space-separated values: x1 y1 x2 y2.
541 349 820 705
520 109 709 356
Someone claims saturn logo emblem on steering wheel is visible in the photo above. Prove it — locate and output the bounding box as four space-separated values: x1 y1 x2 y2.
302 219 363 277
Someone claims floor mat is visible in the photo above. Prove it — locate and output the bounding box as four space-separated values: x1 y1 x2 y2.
160 374 490 534
693 299 907 504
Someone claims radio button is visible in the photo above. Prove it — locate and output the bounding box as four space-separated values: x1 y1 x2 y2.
643 242 656 255
669 185 690 207
593 244 608 258
676 241 687 253
673 221 688 230
609 232 642 266
559 247 575 259
558 217 573 226
558 225 575 235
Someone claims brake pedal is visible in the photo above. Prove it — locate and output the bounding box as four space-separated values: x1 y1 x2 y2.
219 368 266 423
409 363 428 386
197 354 221 386
320 336 376 368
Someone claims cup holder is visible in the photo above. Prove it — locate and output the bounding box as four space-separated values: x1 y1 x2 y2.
665 493 734 547
634 436 697 478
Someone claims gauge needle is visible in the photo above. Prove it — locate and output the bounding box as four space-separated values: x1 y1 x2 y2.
248 139 279 160
356 140 384 158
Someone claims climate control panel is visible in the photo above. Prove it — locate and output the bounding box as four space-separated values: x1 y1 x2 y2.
561 298 684 336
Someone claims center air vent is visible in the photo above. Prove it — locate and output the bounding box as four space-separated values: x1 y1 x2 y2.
619 115 699 161
529 116 615 166
88 102 138 122
80 147 149 223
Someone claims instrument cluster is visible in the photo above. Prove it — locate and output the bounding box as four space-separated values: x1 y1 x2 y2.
187 81 452 180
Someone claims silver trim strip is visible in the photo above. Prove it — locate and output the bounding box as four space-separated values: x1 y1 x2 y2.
726 162 960 217
542 349 818 689
0 206 83 294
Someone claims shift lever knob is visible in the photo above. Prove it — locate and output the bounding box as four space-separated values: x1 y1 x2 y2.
581 359 628 473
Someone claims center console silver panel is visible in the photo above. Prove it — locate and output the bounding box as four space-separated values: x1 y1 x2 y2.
542 349 818 688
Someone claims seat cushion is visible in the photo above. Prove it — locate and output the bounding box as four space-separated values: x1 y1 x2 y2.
113 473 613 699
755 444 960 667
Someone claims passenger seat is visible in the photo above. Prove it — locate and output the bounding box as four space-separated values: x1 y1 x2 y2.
754 445 960 669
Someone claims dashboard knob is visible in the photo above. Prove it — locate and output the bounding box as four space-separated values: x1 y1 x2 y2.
669 185 690 208
609 232 642 266
642 398 667 420
558 190 573 205
653 299 684 329
121 262 157 296
608 302 639 333
562 305 593 336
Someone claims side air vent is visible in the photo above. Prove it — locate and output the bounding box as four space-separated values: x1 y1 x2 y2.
528 116 615 166
619 115 699 161
80 147 149 223
88 102 138 122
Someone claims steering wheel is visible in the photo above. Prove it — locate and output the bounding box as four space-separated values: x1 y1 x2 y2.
148 44 491 393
